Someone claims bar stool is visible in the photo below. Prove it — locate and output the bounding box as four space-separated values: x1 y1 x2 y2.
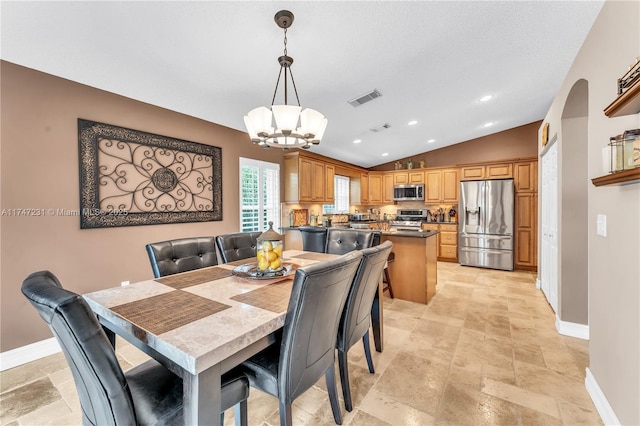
383 252 395 298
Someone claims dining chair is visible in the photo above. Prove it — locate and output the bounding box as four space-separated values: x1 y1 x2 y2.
215 231 262 263
21 270 250 426
145 236 217 278
239 251 363 426
297 225 328 253
324 228 381 255
337 240 393 412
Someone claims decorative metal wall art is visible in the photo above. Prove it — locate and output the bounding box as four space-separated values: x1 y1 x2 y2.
78 119 222 228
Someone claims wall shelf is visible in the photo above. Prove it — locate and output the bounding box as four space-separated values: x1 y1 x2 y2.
591 168 640 186
604 80 640 117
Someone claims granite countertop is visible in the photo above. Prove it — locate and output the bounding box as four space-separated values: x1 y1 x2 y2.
380 230 439 238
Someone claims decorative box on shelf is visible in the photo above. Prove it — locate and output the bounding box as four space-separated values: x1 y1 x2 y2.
608 129 640 173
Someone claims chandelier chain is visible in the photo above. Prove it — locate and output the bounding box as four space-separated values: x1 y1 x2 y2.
283 28 288 56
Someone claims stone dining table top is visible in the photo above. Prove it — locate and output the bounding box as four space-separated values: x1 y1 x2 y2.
83 250 338 376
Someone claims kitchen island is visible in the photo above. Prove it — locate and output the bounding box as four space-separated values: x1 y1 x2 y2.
381 230 439 305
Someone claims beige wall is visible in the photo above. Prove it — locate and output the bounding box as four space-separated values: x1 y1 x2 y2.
540 1 639 423
0 61 285 352
370 121 540 171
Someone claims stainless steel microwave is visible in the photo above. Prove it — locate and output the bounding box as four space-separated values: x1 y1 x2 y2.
393 184 425 201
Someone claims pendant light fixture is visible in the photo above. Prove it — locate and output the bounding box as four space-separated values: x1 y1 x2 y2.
244 10 327 150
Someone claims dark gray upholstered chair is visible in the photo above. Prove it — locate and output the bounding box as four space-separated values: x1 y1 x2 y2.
239 251 363 426
297 226 328 253
337 241 393 412
324 228 381 255
146 237 217 278
215 231 262 264
21 270 249 426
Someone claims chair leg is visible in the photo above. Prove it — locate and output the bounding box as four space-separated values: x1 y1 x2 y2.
383 267 394 299
279 401 293 426
235 400 248 426
362 330 375 374
325 364 343 425
337 349 353 412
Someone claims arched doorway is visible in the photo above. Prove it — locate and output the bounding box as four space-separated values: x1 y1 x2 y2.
559 79 589 333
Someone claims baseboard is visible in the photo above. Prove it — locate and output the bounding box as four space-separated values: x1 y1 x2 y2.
585 368 621 425
536 278 541 289
0 337 61 372
555 316 589 340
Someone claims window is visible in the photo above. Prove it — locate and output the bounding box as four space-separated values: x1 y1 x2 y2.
323 175 350 214
240 158 280 232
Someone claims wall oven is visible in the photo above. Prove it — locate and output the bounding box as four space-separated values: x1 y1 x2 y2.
393 184 425 201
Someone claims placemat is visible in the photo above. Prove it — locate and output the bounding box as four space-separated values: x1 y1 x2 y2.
225 258 255 267
291 252 336 261
155 266 233 289
111 290 230 335
230 281 293 313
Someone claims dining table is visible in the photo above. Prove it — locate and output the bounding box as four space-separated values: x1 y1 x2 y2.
83 249 384 426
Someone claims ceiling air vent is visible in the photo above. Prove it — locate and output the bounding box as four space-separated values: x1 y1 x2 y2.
369 123 391 133
348 89 382 107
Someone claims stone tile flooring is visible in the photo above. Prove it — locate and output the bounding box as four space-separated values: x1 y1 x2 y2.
0 262 603 425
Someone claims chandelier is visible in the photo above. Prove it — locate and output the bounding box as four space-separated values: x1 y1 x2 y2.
244 10 327 150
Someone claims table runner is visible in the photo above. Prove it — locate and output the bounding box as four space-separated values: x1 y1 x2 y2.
111 290 230 335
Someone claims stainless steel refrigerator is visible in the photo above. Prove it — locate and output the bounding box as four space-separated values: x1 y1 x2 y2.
459 179 514 271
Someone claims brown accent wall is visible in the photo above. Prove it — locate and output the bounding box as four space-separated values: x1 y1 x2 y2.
369 121 541 171
0 61 285 352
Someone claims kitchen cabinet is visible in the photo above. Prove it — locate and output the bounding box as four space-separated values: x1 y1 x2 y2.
514 158 538 271
514 161 538 192
360 172 369 204
460 163 513 180
368 173 383 204
284 152 331 203
383 174 394 204
424 168 459 203
422 222 458 262
394 171 424 184
515 193 537 269
325 164 335 204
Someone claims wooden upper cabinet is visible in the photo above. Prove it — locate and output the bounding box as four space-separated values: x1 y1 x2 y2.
360 173 369 204
441 169 459 203
383 174 394 204
368 173 383 204
325 164 335 203
514 161 538 192
284 152 337 203
460 163 513 180
424 168 459 203
425 170 442 203
311 161 325 201
486 163 513 179
394 171 424 185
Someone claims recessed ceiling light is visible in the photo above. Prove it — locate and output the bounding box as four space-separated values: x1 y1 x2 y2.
479 95 493 102
427 139 436 143
483 122 495 128
353 139 362 144
381 153 389 156
408 120 418 126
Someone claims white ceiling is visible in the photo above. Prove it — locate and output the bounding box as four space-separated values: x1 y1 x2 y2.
1 1 604 168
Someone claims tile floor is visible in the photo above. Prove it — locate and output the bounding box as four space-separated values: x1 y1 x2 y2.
0 262 603 425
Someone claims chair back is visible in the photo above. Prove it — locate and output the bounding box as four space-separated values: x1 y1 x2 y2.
278 251 363 404
146 237 217 278
337 241 393 352
297 226 328 253
325 229 381 255
21 271 136 425
215 231 262 264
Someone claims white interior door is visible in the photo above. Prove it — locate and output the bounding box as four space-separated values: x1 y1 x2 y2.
541 142 558 312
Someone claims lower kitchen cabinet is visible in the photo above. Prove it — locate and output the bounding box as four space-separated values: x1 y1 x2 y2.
422 223 458 262
515 192 538 270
